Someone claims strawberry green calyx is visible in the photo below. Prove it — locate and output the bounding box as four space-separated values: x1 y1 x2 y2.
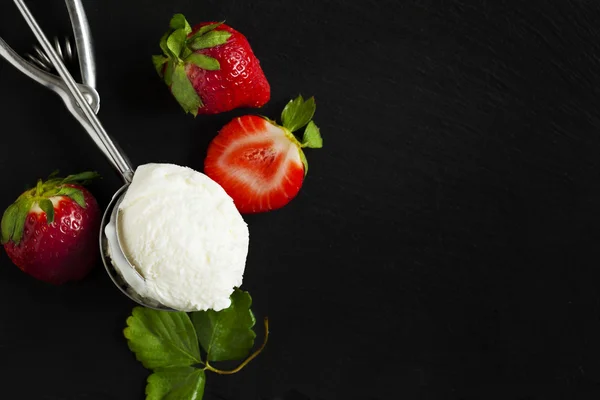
0 171 100 245
271 95 323 175
153 14 232 116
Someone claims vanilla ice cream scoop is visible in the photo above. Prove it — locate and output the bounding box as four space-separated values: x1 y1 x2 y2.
107 163 249 312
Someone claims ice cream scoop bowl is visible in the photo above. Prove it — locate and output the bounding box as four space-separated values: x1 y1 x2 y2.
13 0 174 311
100 185 176 311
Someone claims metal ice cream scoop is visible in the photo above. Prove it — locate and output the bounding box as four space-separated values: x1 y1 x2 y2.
10 0 174 311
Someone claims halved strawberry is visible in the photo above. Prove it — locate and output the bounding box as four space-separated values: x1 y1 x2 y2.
204 95 323 213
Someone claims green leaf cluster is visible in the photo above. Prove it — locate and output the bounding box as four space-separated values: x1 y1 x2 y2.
279 95 324 175
124 289 268 400
0 170 100 245
152 14 232 116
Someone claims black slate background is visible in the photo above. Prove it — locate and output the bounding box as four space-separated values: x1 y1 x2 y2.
2 0 600 399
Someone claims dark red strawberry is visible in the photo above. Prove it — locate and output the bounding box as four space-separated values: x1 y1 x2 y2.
1 171 101 285
204 95 323 213
153 13 270 116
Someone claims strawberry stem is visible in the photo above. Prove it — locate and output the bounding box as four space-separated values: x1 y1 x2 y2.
203 317 269 375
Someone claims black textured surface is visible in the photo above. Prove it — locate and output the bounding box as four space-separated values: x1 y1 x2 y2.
2 0 600 399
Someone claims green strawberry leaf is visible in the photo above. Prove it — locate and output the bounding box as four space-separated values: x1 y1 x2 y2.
35 179 44 196
169 14 192 34
124 307 201 370
167 29 188 59
181 47 193 60
299 148 309 177
188 21 224 41
43 178 63 187
184 53 220 71
188 30 231 51
38 199 54 224
281 95 316 133
191 289 257 362
11 199 33 245
159 32 171 57
164 59 175 86
146 367 206 400
302 121 323 149
56 187 86 208
171 63 202 116
60 171 100 185
1 203 19 244
152 55 168 77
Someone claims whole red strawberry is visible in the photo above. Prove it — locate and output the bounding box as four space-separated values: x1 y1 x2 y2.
1 171 101 285
204 95 323 213
153 13 270 116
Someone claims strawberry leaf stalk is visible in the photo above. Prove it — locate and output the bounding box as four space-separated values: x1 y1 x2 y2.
153 14 271 116
204 95 323 214
1 171 102 285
